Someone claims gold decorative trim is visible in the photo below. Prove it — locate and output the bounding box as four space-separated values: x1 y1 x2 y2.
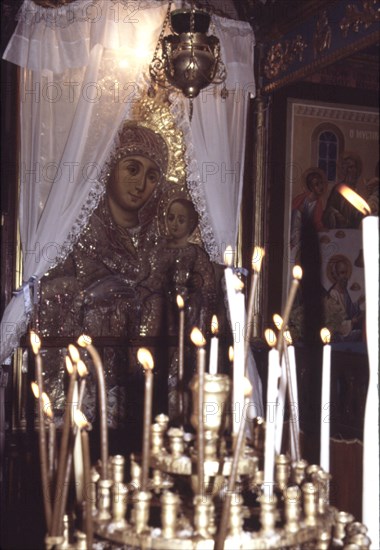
264 35 308 80
312 10 332 59
262 31 379 93
129 88 187 186
340 0 380 37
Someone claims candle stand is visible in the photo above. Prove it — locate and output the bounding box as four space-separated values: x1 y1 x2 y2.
45 368 369 550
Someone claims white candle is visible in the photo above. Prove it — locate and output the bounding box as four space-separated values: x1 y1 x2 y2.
232 274 245 437
177 295 185 424
286 338 300 462
320 328 331 473
263 329 281 497
137 348 155 492
275 356 287 455
209 315 219 375
190 328 207 495
337 185 379 547
362 215 379 548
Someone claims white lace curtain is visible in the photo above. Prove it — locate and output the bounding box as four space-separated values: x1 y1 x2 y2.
0 0 256 364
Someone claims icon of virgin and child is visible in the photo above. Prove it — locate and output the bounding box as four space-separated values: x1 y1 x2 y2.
38 122 217 451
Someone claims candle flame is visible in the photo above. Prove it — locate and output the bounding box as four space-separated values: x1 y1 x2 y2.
31 381 39 399
176 295 184 310
42 392 53 419
30 331 41 355
190 327 206 347
233 274 245 292
292 265 303 280
252 246 265 273
223 245 234 267
284 330 293 345
74 409 90 430
228 345 234 362
68 344 80 364
243 376 253 398
320 327 331 344
211 315 219 335
273 314 283 330
77 334 92 348
337 184 371 216
264 328 277 348
137 348 154 370
77 360 88 378
65 355 73 375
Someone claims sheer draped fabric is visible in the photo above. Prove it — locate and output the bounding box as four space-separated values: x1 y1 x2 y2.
1 1 256 369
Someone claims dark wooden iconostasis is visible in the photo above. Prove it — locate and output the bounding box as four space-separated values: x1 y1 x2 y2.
0 1 379 548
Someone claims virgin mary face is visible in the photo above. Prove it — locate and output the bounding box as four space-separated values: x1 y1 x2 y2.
108 155 161 212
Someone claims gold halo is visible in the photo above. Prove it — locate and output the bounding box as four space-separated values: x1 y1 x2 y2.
129 88 187 185
326 254 353 284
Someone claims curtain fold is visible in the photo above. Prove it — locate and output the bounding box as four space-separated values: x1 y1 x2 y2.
1 0 256 373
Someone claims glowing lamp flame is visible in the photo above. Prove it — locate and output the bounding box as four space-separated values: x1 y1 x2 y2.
77 334 92 348
30 331 41 355
264 328 277 348
31 381 39 399
273 314 283 330
176 295 184 310
320 327 331 344
292 265 303 280
211 315 219 335
137 348 154 370
252 246 265 273
233 274 244 292
228 345 234 362
243 376 253 398
68 344 80 364
337 184 371 216
284 330 293 345
65 355 73 375
42 392 53 419
190 327 206 348
74 409 90 430
223 245 234 267
77 360 88 378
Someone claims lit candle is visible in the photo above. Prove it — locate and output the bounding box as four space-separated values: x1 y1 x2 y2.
177 295 185 423
77 335 108 481
50 351 78 537
72 360 88 503
137 348 154 492
278 265 302 356
190 327 206 495
338 184 379 547
263 329 281 497
215 377 252 550
232 274 245 437
209 315 219 375
320 327 331 473
244 246 265 374
30 331 52 530
74 410 93 549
